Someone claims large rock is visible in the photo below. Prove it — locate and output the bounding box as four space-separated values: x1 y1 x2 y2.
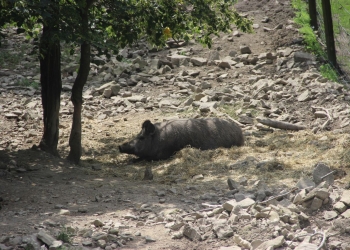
217 61 231 69
255 235 284 250
296 177 315 190
191 57 207 66
297 89 311 102
126 95 147 103
294 51 316 62
95 81 120 97
295 243 318 250
240 45 252 54
237 198 255 208
208 50 220 61
324 210 338 220
212 220 233 239
198 102 218 112
167 54 190 67
313 162 334 185
218 247 241 250
223 199 238 212
37 230 62 248
227 178 239 190
341 209 350 219
334 201 347 213
310 197 323 211
340 190 350 206
183 224 201 241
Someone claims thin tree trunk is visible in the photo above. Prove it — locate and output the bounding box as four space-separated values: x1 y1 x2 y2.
38 3 61 157
67 5 91 164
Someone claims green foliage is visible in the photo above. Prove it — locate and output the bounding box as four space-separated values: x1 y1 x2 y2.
320 64 338 82
16 78 40 89
57 232 70 243
221 104 240 119
57 226 76 244
1 0 252 52
24 244 35 250
292 0 340 82
328 0 350 33
0 49 20 67
292 0 324 56
221 103 259 120
299 26 324 56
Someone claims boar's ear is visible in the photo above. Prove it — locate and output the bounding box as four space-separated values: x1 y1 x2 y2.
142 120 156 135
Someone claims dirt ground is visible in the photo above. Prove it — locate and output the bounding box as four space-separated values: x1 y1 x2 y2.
1 0 350 249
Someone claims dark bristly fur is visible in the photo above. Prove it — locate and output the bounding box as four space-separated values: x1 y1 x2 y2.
119 118 244 161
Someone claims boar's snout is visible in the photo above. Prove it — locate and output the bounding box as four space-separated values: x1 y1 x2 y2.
119 143 135 154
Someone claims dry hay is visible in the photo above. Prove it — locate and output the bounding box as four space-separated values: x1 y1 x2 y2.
78 113 350 188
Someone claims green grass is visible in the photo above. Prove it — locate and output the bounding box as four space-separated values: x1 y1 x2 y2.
0 43 32 68
292 0 339 82
57 232 70 243
221 104 258 120
0 49 23 67
329 0 350 33
56 226 76 243
16 78 40 89
320 64 339 82
292 0 324 56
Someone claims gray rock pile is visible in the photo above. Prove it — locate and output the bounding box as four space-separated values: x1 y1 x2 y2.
2 26 350 152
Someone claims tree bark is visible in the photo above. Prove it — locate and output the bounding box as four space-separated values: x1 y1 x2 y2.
38 2 61 157
67 5 91 164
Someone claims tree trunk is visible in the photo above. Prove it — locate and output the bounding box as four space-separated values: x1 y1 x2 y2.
67 6 91 164
38 3 61 157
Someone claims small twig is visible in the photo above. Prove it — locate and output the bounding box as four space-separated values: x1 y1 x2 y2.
201 203 222 208
287 231 309 247
316 231 327 250
218 112 245 127
256 117 306 131
253 86 269 99
181 207 218 218
147 222 167 226
258 187 298 205
311 106 333 130
287 231 327 248
320 170 336 180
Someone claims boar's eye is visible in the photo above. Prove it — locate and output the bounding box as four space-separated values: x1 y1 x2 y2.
139 135 145 140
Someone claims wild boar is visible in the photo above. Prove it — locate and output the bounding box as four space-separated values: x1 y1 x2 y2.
119 118 244 161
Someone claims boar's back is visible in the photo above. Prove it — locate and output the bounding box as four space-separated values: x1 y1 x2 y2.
152 118 243 159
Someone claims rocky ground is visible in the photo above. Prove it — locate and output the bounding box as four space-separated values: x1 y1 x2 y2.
1 0 350 249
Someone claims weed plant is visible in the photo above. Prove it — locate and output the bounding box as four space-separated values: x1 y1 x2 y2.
16 78 39 89
292 0 339 82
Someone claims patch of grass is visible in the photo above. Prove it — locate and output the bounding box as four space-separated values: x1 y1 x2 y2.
57 231 70 243
292 0 324 56
57 227 76 243
328 0 350 33
16 78 40 89
221 104 258 120
0 49 22 67
61 43 80 64
24 244 35 250
292 0 341 82
221 104 240 119
0 42 32 69
320 64 339 82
